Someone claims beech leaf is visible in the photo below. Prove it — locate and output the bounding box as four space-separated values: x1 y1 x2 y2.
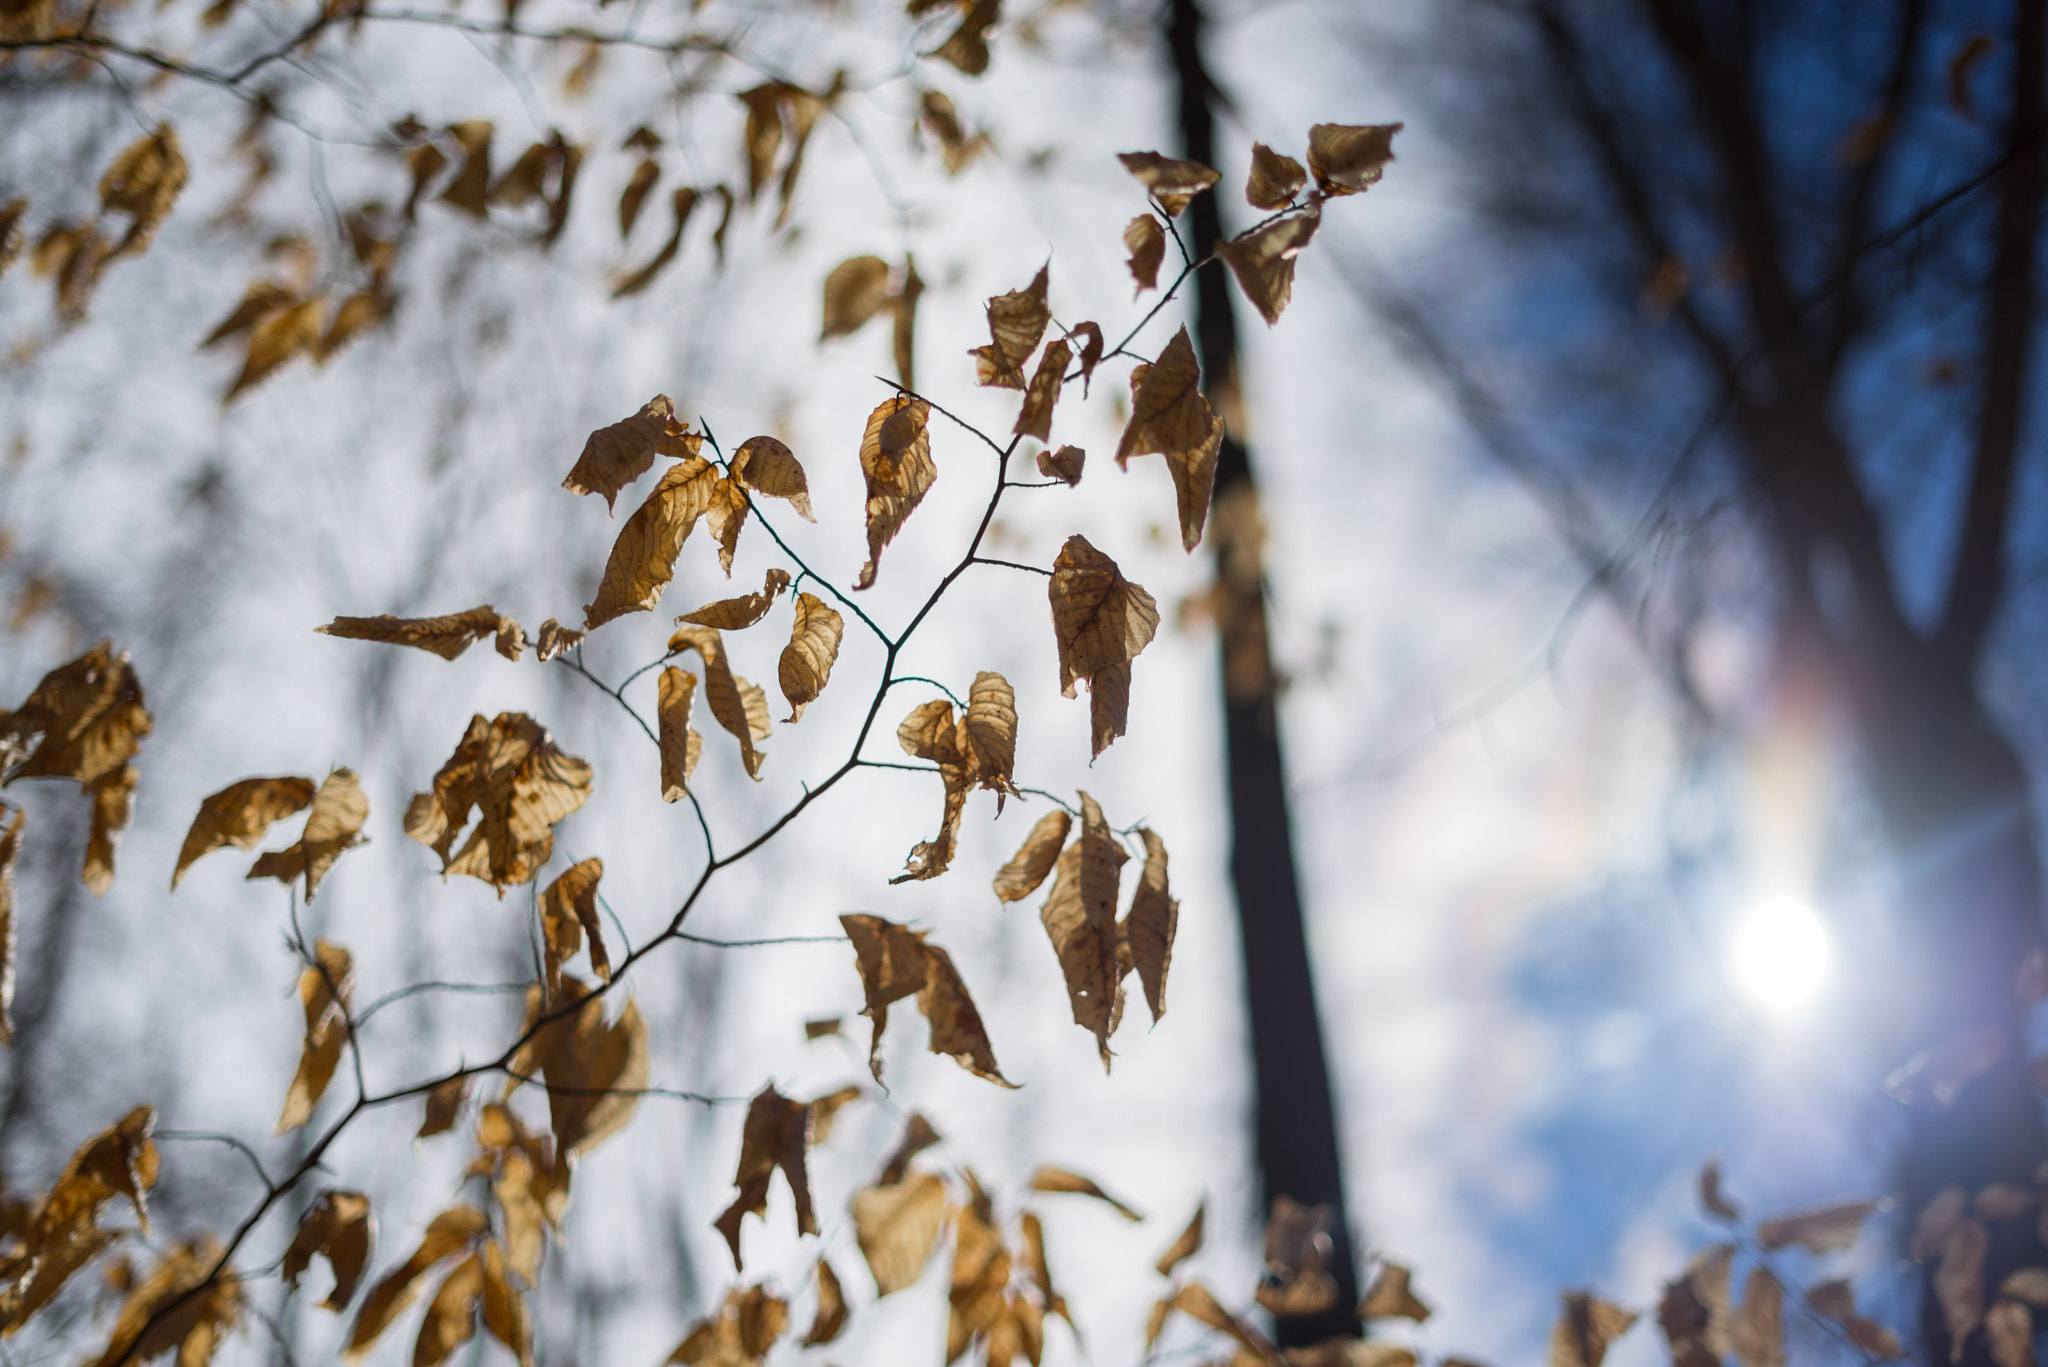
714 1085 817 1269
803 1260 848 1346
1729 1269 1783 1367
1247 142 1307 210
584 454 723 628
962 671 1019 806
172 776 315 889
778 592 844 722
403 713 593 891
1755 1199 1880 1254
1156 1202 1204 1276
857 395 937 590
1015 338 1071 441
1550 1291 1638 1367
1117 152 1219 216
657 668 704 801
563 396 702 511
731 436 816 522
840 914 1010 1085
86 1236 239 1367
1306 123 1401 196
277 939 354 1133
1116 327 1223 551
535 619 586 661
679 568 791 630
851 1171 950 1296
669 626 768 780
1028 1167 1140 1220
1037 445 1084 486
1124 215 1166 295
1216 209 1319 327
344 1205 486 1359
1040 794 1128 1066
993 808 1068 902
282 1190 374 1312
823 256 893 339
970 265 1051 390
316 605 522 662
539 858 608 993
247 768 369 902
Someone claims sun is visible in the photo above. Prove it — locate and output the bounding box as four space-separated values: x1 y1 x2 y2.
1730 895 1832 1016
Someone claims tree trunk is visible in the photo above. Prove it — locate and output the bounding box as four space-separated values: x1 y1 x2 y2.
1167 0 1362 1343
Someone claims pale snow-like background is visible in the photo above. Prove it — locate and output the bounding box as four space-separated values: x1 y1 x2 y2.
0 0 1923 1364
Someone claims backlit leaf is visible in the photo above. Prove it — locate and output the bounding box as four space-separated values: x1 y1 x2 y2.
1050 537 1159 756
1756 1199 1880 1254
970 265 1051 389
1729 1269 1782 1367
1120 828 1176 1023
563 395 703 512
480 1242 531 1367
1306 123 1400 196
1037 445 1084 486
404 713 593 891
0 200 24 280
892 699 971 883
1117 328 1223 550
921 90 989 173
438 121 494 217
277 939 354 1133
669 1283 789 1366
1029 1168 1140 1220
679 568 791 631
2 640 152 790
707 475 749 576
841 915 1008 1084
1549 1291 1638 1367
535 619 585 661
962 671 1018 806
620 158 660 237
994 809 1069 903
226 297 323 401
414 1253 484 1367
282 1190 374 1311
513 976 648 1156
852 1171 950 1296
1124 215 1165 294
613 187 698 297
669 626 768 780
1039 794 1128 1066
1217 209 1319 326
540 858 608 994
731 436 816 522
419 1078 467 1138
1168 1282 1279 1362
1246 143 1307 210
344 1205 486 1359
585 455 723 627
86 1235 239 1367
316 605 519 661
804 1259 848 1346
1155 1202 1204 1276
1257 1197 1336 1318
857 395 937 590
714 1085 817 1269
247 768 369 901
98 125 186 258
823 256 893 340
895 255 924 391
1117 152 1219 216
658 667 704 802
1015 338 1071 441
808 1084 861 1144
82 764 135 896
919 944 1011 1085
778 593 844 722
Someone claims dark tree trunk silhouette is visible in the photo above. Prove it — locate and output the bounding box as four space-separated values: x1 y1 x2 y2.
1168 0 1361 1343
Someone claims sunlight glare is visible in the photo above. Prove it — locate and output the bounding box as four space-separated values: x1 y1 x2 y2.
1731 896 1831 1016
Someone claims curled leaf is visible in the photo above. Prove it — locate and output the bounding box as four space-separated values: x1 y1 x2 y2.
1120 828 1177 1023
1039 794 1127 1066
1117 152 1219 216
1217 208 1319 326
1029 1168 1140 1220
679 568 791 630
657 667 704 802
1037 445 1084 486
403 713 593 891
993 808 1068 902
346 1207 486 1358
857 395 937 590
87 1235 239 1367
563 395 702 511
282 1190 375 1311
98 124 186 257
612 187 698 298
840 914 1009 1085
1550 1291 1638 1367
585 456 723 628
316 605 521 661
779 593 844 722
1156 1201 1204 1276
540 858 609 993
535 619 585 661
804 1259 848 1346
1117 328 1223 550
247 768 369 901
714 1085 817 1269
823 256 893 339
962 671 1018 806
172 776 315 889
668 626 768 779
970 265 1051 389
852 1171 950 1296
892 699 971 882
1015 338 1071 441
731 436 816 522
1246 142 1307 210
277 939 354 1133
1306 122 1400 196
1755 1199 1880 1254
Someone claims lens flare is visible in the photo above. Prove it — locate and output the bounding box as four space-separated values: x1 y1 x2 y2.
1730 896 1831 1015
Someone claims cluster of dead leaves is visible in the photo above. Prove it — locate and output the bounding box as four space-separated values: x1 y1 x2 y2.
993 794 1174 1068
0 1108 240 1367
0 641 152 898
891 672 1017 881
405 712 593 892
960 265 1104 460
712 1082 860 1269
1900 1158 2048 1367
3 126 185 325
821 254 924 390
173 768 369 901
397 119 578 242
199 214 399 404
842 914 1010 1085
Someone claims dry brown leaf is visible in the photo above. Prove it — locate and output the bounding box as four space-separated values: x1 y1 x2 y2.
343 1205 486 1358
1121 827 1177 1023
807 1084 860 1145
437 121 494 217
1037 445 1085 486
2 640 152 790
1118 152 1221 216
534 619 584 661
1156 1201 1204 1276
778 593 844 722
714 1085 817 1269
282 1190 374 1312
1755 1199 1880 1254
1217 209 1319 327
316 605 519 661
419 1077 468 1139
804 1017 842 1040
1989 1299 2033 1367
823 256 894 340
706 475 750 576
669 1283 791 1367
669 626 768 780
1913 1185 1969 1261
620 159 660 238
99 124 186 258
226 296 323 401
1050 536 1160 697
563 396 702 512
480 1242 531 1367
317 290 390 363
921 90 988 173
852 1171 950 1296
613 187 698 298
0 807 18 1046
892 699 972 882
1935 1219 1989 1359
201 280 293 348
489 142 551 207
1728 1269 1782 1367
857 395 938 590
962 671 1018 806
1015 339 1071 441
277 939 354 1133
585 455 723 628
248 768 370 901
1550 1291 1638 1367
993 808 1069 902
2006 1269 2048 1307
804 1259 848 1346
1247 143 1307 210
81 764 134 896
1885 1025 2005 1111
929 0 998 74
879 1112 942 1186
895 254 924 391
404 713 593 891
1168 1282 1278 1362
970 265 1051 389
413 1253 484 1367
1698 1159 1740 1221
1358 1261 1429 1322
732 436 816 522
841 915 1008 1084
658 667 704 802
679 568 791 630
85 1235 240 1367
919 944 1012 1085
540 858 608 994
1978 1182 2038 1220
1040 794 1128 1066
949 1185 1010 1361
1029 1167 1140 1220
510 976 647 1157
1306 123 1400 196
1117 328 1223 551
